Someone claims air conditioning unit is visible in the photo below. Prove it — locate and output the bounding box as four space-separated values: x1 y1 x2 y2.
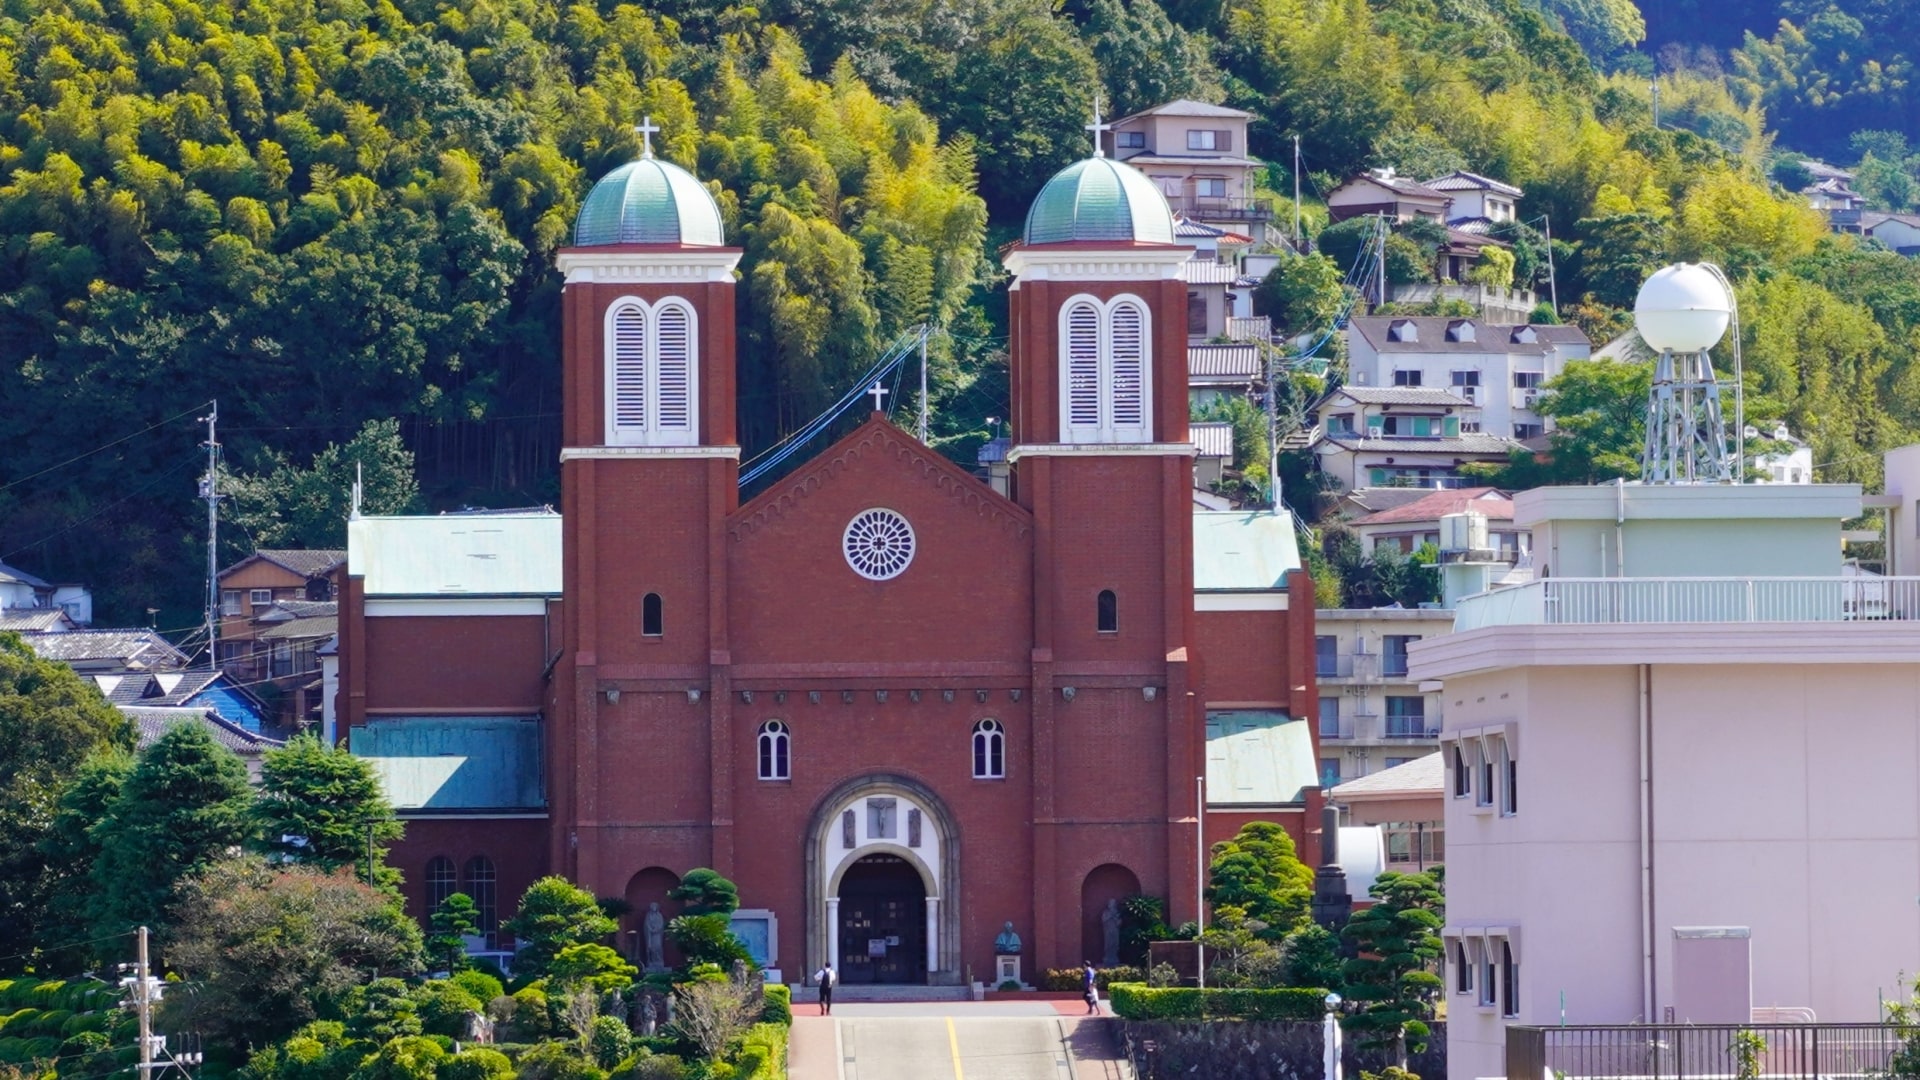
1458 385 1477 403
1522 390 1539 408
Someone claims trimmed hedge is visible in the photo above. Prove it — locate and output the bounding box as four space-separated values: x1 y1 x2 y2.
761 984 791 1026
1106 983 1328 1021
1039 967 1146 992
735 1023 787 1080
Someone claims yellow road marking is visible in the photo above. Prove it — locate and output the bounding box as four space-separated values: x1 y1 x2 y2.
946 1016 965 1080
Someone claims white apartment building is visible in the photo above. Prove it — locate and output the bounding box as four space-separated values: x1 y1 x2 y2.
1345 317 1591 442
1416 475 1920 1080
1314 608 1453 788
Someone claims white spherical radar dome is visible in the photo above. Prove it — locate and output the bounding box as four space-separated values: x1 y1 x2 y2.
1634 263 1732 353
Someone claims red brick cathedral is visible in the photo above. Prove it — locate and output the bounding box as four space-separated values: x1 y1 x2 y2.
337 133 1320 984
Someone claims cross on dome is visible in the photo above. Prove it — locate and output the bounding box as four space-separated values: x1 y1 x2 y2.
867 383 890 412
636 115 660 159
1086 96 1110 158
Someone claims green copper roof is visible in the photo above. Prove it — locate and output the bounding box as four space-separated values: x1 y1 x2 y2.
354 716 545 811
1023 156 1176 245
1205 711 1315 805
1193 510 1301 590
573 155 725 247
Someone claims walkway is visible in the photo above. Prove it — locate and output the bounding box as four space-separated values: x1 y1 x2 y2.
788 1001 1132 1080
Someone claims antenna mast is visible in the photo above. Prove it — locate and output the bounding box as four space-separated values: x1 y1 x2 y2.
199 403 221 666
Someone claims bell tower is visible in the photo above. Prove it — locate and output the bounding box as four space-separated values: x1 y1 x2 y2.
551 121 743 887
1001 124 1205 947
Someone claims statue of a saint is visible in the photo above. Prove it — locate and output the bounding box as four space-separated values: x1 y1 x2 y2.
643 902 666 971
1101 898 1122 967
994 921 1022 955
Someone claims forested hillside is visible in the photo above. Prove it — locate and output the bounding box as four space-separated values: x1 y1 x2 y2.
2 0 1919 629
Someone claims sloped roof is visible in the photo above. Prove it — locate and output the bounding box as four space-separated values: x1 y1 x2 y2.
1349 487 1515 527
1191 422 1235 459
348 512 562 597
1861 211 1920 231
354 716 545 811
259 599 337 620
24 629 187 668
1323 432 1524 455
1425 171 1523 197
1118 99 1252 120
0 561 52 589
258 615 338 642
1351 317 1590 353
0 609 75 632
1448 216 1495 236
1119 153 1264 170
1206 711 1315 805
252 550 348 578
1332 386 1475 407
1188 343 1262 380
1341 488 1434 516
1336 173 1450 201
98 669 225 707
122 706 283 757
1194 510 1300 590
1331 752 1444 800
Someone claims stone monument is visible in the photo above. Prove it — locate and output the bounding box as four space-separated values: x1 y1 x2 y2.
993 921 1023 987
1100 898 1122 967
643 902 667 971
1310 804 1354 934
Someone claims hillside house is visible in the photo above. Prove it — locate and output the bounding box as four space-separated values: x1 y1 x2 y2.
1104 99 1273 242
1308 386 1522 491
23 628 187 673
0 560 91 625
1326 170 1452 223
1860 211 1920 255
1426 171 1522 233
1343 486 1522 558
1345 316 1591 441
216 549 344 675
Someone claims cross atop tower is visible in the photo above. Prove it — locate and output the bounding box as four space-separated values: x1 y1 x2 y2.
636 115 660 159
867 382 890 413
1086 96 1110 158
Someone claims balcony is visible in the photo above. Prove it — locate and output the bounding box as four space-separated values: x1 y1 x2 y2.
1453 576 1920 632
1165 195 1274 222
1383 717 1438 739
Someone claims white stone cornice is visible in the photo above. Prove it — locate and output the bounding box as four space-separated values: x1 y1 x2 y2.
556 249 742 284
1006 442 1197 462
1002 246 1193 286
561 445 741 461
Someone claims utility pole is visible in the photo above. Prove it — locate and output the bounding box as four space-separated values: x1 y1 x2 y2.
917 325 929 444
1376 215 1388 309
131 926 157 1077
1293 135 1303 250
1195 774 1207 990
198 404 220 666
1543 216 1560 318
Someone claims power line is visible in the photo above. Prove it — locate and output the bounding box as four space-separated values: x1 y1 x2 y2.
0 402 213 495
2 455 203 562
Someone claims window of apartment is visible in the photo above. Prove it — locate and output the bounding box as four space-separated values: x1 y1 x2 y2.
973 719 1006 779
1117 131 1146 149
1500 737 1518 816
1187 129 1230 151
1319 696 1342 738
1513 423 1544 440
1478 939 1497 1007
758 720 790 781
1501 940 1519 1017
249 588 274 606
1393 369 1422 387
271 640 293 678
1195 177 1227 198
1462 420 1483 433
1385 823 1415 864
216 641 249 664
1382 635 1417 676
1315 635 1338 677
1385 695 1427 737
1476 739 1496 808
1188 292 1207 335
1454 939 1473 994
220 590 243 616
1513 371 1544 389
1451 370 1479 402
1452 744 1470 797
1318 758 1342 788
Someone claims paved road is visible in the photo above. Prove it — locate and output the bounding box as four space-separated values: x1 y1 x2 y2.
791 1005 1129 1080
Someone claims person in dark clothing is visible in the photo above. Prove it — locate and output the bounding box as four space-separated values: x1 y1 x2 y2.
815 964 837 1015
1083 963 1099 1014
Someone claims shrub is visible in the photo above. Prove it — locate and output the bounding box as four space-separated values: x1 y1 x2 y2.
514 1041 607 1080
735 1022 787 1080
507 987 554 1039
413 981 484 1038
1105 983 1327 1021
997 980 1021 992
442 1048 515 1080
760 985 790 1026
1039 967 1145 991
665 914 752 970
587 1016 632 1069
608 1053 686 1080
356 1036 450 1080
450 971 506 1006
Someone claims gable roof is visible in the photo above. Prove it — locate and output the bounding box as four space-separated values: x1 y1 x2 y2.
0 609 76 632
1425 171 1523 197
97 668 225 707
1191 422 1234 459
1117 99 1252 121
1188 343 1262 381
257 614 338 641
348 512 561 597
0 561 52 589
1333 173 1451 202
121 706 283 758
1330 752 1443 800
256 599 338 622
24 628 188 668
1861 211 1920 231
1350 316 1590 354
1330 386 1475 408
1349 487 1515 526
224 549 347 580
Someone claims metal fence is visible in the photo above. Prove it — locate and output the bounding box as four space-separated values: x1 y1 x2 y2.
1507 1023 1919 1080
1454 577 1920 631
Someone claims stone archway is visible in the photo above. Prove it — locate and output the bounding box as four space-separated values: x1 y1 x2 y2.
805 774 962 985
1081 863 1141 966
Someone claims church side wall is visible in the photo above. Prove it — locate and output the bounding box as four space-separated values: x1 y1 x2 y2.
362 614 548 713
390 818 548 931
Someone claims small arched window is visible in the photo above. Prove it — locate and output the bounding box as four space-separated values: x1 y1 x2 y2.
758 720 790 781
425 856 457 913
972 719 1006 779
463 856 498 936
642 593 663 637
1096 589 1118 633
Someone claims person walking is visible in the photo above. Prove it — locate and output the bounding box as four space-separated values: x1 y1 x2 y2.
1083 962 1099 1015
815 963 837 1016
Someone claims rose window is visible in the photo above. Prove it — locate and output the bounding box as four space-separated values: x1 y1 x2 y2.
842 508 916 580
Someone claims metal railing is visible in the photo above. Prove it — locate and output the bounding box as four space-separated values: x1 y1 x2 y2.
1454 577 1920 632
1165 195 1274 220
1507 1023 1919 1080
1383 717 1436 738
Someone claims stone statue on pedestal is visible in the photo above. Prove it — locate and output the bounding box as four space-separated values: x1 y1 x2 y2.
994 921 1022 954
643 903 666 971
1100 899 1122 967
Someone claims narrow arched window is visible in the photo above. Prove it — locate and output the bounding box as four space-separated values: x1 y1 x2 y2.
425 856 457 912
463 856 497 937
758 721 790 780
1059 294 1152 444
605 297 699 446
1063 300 1101 430
1097 589 1118 633
642 593 663 637
609 302 648 434
973 719 1005 779
1108 299 1148 433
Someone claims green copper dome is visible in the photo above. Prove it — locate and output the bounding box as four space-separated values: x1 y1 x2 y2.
1023 157 1176 246
573 155 725 247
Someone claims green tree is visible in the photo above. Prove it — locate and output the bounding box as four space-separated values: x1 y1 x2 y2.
669 868 741 916
1254 253 1347 336
1281 923 1346 991
0 632 132 958
255 735 403 882
224 419 422 553
1340 870 1444 1067
428 892 482 973
1081 0 1221 118
90 722 254 938
164 857 423 1047
1206 821 1315 940
549 942 639 993
505 877 619 979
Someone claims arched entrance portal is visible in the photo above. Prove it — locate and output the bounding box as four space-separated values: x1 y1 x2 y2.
836 854 927 983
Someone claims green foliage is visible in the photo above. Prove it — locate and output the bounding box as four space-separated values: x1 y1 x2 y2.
514 1041 606 1080
226 420 421 551
1321 529 1440 611
733 1022 788 1080
608 1053 686 1080
759 984 791 1027
1040 967 1146 991
89 721 254 940
1119 894 1170 966
506 987 554 1041
450 970 505 1007
353 1036 448 1080
341 979 426 1044
1105 983 1327 1020
1206 822 1315 941
412 981 484 1039
1282 924 1347 993
549 944 639 994
667 870 740 917
429 893 483 974
586 1016 632 1070
255 735 403 882
1341 871 1445 1061
1255 254 1348 337
442 1048 515 1080
666 915 753 971
506 878 620 980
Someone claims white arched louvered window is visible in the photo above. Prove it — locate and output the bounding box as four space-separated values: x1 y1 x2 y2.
1058 294 1153 443
604 297 699 446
